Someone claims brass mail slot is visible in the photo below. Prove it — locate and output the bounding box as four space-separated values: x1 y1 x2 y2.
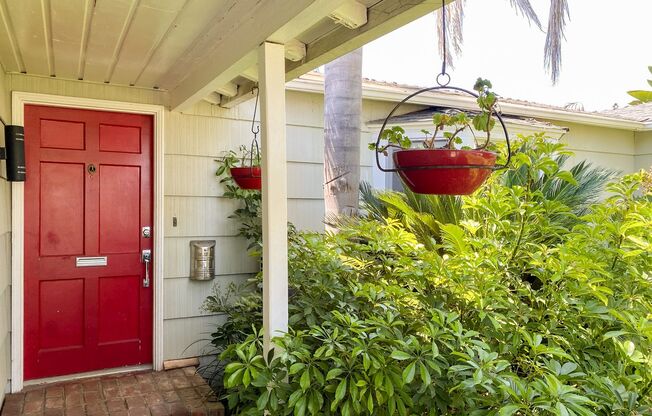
76 256 108 267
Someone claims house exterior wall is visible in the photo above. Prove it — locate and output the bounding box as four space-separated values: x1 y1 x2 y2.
546 120 637 174
634 131 652 171
0 68 11 405
2 73 650 391
5 74 257 362
3 74 416 369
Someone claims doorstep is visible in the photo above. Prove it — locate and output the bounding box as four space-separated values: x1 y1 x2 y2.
0 367 224 416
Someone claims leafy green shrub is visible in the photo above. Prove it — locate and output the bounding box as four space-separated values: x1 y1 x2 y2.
360 134 616 250
216 151 263 250
211 135 652 415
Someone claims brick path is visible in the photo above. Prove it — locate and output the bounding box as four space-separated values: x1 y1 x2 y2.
0 367 224 416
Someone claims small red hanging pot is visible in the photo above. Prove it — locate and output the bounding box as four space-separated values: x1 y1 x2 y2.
230 166 262 190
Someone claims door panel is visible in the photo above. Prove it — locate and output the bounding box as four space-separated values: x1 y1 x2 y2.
24 105 153 380
39 162 85 256
99 124 141 153
40 119 85 150
99 165 141 254
39 279 85 349
98 275 141 344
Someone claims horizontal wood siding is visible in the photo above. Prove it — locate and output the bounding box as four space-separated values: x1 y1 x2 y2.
163 105 262 359
635 131 652 171
163 315 227 360
7 74 167 105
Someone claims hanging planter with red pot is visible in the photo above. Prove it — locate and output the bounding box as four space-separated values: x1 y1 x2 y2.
230 166 262 190
373 82 511 195
227 87 262 191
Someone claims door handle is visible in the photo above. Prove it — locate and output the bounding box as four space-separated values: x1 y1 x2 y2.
142 249 152 288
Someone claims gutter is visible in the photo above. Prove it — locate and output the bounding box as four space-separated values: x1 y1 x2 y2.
365 118 569 138
287 74 651 132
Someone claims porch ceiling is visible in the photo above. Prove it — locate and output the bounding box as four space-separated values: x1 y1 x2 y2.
0 0 442 110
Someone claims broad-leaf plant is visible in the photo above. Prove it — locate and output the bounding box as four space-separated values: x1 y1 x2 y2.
207 134 652 415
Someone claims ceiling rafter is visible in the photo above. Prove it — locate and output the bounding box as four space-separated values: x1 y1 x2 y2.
104 0 140 83
217 79 257 109
154 0 246 90
328 0 367 29
40 0 55 76
202 92 221 105
76 0 95 80
132 0 191 87
0 0 25 72
214 82 238 97
241 66 258 82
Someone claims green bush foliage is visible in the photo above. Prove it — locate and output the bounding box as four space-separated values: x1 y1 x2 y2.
207 135 652 415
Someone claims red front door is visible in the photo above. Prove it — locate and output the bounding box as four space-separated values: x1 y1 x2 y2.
24 105 153 380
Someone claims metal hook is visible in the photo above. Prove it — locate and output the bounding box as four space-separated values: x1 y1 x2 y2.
249 86 261 168
251 86 260 136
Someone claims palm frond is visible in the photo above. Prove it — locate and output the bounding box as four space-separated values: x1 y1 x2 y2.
504 146 617 217
508 0 542 29
359 182 463 249
434 0 568 84
359 181 387 220
544 0 569 84
435 0 465 69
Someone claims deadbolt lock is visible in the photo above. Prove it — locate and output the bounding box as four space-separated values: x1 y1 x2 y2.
142 226 152 238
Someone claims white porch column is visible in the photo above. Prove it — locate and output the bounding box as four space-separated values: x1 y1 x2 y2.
258 41 289 354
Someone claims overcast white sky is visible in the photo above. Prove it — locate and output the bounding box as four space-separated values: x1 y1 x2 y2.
362 0 652 111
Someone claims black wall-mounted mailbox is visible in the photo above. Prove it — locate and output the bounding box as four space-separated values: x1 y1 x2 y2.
0 125 26 182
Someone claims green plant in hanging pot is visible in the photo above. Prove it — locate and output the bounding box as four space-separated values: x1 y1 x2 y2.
371 78 508 195
217 143 262 190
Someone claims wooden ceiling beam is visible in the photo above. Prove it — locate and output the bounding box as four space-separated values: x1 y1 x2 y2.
202 92 221 105
214 82 238 97
219 79 257 109
286 0 443 81
241 66 258 82
328 0 367 29
209 0 445 109
169 0 346 111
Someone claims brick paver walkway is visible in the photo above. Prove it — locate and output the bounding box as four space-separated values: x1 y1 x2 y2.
0 367 224 416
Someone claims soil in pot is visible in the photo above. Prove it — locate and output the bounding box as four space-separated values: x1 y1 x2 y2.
230 166 262 190
393 149 496 195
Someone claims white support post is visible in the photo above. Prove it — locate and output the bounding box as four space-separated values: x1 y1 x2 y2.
258 41 289 354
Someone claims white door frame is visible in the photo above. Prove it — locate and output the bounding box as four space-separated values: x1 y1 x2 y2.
10 92 165 392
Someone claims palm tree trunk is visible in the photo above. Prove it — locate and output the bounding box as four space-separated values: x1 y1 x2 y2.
324 48 363 226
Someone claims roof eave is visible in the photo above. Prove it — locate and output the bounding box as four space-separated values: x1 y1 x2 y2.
288 74 651 131
367 119 570 138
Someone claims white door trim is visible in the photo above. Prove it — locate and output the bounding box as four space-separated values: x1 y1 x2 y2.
10 92 165 392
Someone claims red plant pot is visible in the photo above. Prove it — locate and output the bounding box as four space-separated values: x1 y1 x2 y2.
230 167 262 190
393 149 497 195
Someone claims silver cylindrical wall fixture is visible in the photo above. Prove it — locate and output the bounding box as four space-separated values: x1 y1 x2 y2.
189 240 216 281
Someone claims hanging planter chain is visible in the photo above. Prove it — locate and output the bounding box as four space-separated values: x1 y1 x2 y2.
247 86 262 176
374 0 511 174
